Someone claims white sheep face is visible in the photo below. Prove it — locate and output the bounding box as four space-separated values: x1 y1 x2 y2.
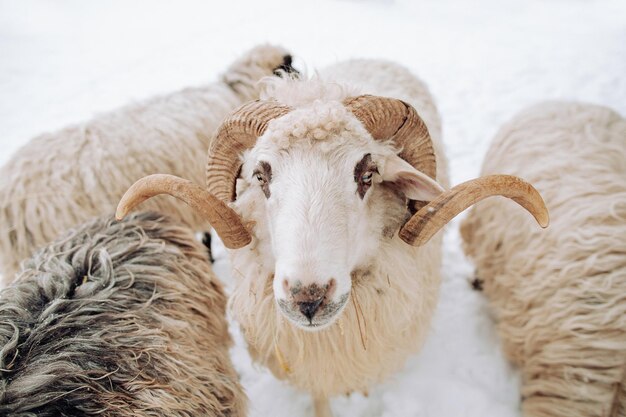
234 103 444 331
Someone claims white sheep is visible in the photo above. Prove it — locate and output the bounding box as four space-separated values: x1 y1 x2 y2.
117 59 548 417
0 44 294 283
461 101 626 417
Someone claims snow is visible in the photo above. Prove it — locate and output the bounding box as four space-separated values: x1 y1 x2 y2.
1 0 625 415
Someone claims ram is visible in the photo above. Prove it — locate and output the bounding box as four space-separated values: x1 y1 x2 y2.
117 59 548 416
461 101 626 417
0 211 246 416
0 44 294 283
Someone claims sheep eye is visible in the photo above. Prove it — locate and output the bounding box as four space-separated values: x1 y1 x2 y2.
354 153 377 199
253 161 272 198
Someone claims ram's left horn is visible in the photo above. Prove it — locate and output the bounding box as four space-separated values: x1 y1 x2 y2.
399 174 549 246
116 174 251 249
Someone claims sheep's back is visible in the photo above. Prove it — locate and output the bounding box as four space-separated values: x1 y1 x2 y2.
0 211 246 417
461 101 626 417
0 83 240 282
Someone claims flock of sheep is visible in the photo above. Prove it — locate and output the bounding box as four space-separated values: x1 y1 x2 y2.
0 44 624 417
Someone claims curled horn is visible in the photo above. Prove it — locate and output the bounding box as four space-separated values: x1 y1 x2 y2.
116 174 251 249
399 174 550 246
118 101 292 250
206 100 292 203
344 95 437 180
343 95 548 246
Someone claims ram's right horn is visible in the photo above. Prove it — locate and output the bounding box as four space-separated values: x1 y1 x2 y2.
398 174 549 246
116 174 251 249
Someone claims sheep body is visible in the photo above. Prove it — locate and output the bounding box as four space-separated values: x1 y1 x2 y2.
0 44 292 283
460 101 626 417
0 211 246 416
229 60 449 399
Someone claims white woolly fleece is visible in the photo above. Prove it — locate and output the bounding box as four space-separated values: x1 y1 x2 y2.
0 44 291 284
461 101 626 417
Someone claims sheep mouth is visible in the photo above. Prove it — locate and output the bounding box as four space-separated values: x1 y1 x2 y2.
277 293 349 331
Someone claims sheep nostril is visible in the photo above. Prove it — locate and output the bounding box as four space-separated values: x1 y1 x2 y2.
298 298 324 321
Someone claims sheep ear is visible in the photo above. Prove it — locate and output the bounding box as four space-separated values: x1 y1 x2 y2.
381 154 444 201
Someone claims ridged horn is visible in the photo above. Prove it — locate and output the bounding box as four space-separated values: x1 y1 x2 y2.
116 174 251 249
344 95 437 180
206 100 292 202
399 174 550 246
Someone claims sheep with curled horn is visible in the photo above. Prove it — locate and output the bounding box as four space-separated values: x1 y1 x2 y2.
461 101 626 417
0 211 246 417
117 59 549 417
0 43 296 284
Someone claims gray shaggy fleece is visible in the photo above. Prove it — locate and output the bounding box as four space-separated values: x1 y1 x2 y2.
0 212 246 417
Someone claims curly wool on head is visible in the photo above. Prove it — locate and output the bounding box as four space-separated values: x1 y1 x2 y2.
265 102 356 143
253 101 386 160
0 212 246 417
0 43 294 284
461 101 626 417
257 63 446 171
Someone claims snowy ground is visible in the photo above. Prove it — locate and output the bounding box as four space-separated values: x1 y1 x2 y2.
1 0 625 416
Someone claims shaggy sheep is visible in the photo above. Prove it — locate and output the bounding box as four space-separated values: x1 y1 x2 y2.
0 43 294 283
460 101 626 417
116 60 548 416
0 211 246 417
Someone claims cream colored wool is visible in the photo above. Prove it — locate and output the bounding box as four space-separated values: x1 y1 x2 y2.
0 44 291 283
231 236 442 398
460 102 626 417
229 60 450 398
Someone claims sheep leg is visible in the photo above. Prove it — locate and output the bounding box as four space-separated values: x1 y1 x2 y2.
313 396 333 417
201 232 215 263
